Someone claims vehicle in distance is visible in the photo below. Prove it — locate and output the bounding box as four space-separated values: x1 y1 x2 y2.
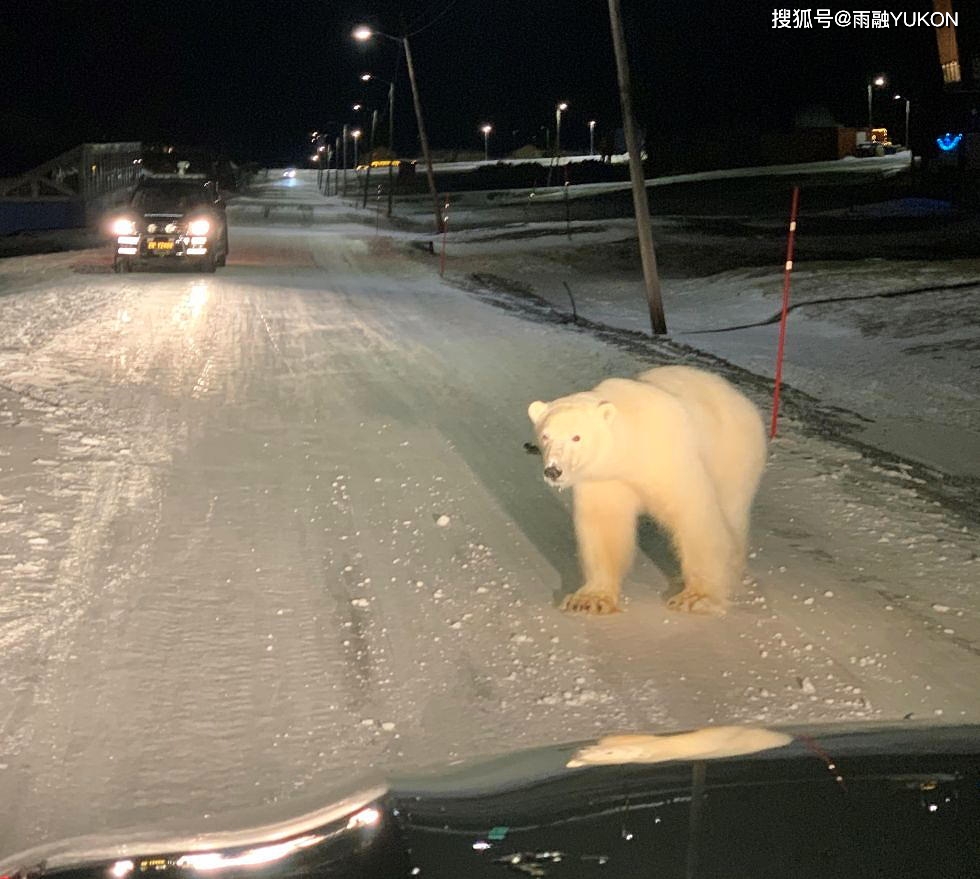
111 169 229 273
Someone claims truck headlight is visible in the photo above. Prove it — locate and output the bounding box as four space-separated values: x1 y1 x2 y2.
112 217 137 236
187 218 211 236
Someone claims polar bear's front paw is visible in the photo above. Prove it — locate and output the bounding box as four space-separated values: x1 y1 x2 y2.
666 589 727 615
561 588 620 615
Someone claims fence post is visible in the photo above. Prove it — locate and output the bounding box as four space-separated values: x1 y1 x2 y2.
770 186 801 439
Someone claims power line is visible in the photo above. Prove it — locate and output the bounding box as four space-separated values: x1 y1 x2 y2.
404 0 450 29
406 0 463 37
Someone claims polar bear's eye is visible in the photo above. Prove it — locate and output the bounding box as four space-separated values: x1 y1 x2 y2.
571 435 581 442
541 433 549 441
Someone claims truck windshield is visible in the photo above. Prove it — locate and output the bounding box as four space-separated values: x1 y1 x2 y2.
133 183 210 212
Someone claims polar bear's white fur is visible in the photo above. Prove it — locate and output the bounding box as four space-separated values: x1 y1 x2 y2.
528 365 767 615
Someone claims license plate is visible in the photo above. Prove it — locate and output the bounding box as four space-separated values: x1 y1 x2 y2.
148 239 174 251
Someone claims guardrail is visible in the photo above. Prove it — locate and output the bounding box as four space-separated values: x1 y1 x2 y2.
0 142 142 234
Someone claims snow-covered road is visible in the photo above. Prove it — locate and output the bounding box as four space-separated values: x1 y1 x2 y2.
1 183 978 855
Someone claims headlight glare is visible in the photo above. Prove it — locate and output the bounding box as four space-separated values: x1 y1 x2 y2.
188 218 211 236
112 217 137 236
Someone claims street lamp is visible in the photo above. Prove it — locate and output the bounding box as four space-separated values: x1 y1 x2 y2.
867 74 886 129
353 23 443 232
352 103 364 111
360 74 395 153
480 124 492 161
361 74 395 145
342 124 349 196
556 101 568 160
361 72 396 215
352 129 362 168
894 93 911 153
589 119 596 156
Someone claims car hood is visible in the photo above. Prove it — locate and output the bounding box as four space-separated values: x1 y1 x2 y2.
2 721 978 878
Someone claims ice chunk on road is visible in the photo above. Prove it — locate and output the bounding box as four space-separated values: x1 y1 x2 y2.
798 676 817 694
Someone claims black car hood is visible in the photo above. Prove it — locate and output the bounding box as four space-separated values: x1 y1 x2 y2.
2 721 978 878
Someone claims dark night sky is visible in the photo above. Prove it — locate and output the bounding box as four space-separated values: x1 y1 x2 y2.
0 0 964 176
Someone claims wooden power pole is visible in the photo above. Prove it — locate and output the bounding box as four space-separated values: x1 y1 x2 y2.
402 35 444 234
607 0 667 334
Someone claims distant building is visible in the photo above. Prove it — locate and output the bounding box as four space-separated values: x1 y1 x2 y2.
933 0 964 84
929 1 980 195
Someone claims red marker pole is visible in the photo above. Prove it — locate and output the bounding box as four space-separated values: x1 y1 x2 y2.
439 196 450 277
770 185 800 440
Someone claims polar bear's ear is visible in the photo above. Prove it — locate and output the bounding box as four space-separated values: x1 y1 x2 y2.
598 400 616 423
528 400 549 424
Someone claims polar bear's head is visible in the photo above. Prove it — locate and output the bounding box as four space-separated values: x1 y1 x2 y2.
527 393 617 488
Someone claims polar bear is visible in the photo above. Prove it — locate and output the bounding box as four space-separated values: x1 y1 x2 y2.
527 365 767 615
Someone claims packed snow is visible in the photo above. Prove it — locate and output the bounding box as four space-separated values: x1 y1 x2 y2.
0 169 977 857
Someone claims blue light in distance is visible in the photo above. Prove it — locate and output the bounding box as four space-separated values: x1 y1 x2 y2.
936 132 963 152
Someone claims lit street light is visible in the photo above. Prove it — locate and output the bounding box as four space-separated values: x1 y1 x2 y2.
894 93 911 153
867 74 886 129
360 74 395 154
353 23 443 232
352 129 362 168
480 124 492 161
556 101 568 160
360 72 396 215
341 123 349 196
589 119 596 156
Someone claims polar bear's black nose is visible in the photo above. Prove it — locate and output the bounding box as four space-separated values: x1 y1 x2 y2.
544 465 562 480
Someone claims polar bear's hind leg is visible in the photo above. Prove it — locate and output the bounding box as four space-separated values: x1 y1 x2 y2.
658 476 739 615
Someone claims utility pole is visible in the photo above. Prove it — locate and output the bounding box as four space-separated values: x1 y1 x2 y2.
387 80 395 217
402 35 443 233
606 0 667 334
342 124 349 197
555 105 562 160
363 108 378 208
